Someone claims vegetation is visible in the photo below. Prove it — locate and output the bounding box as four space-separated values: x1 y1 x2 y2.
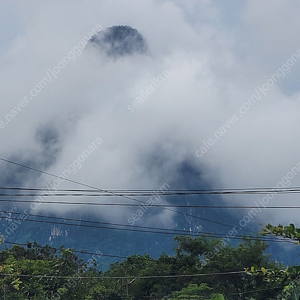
0 229 298 299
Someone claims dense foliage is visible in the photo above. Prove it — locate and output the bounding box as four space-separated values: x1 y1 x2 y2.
0 233 294 299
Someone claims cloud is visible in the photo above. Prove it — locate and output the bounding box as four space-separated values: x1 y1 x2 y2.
1 0 300 229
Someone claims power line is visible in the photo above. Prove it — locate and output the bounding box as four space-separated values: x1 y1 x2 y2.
2 211 197 235
1 213 293 243
0 198 299 209
3 241 127 259
0 210 195 234
2 216 229 237
2 210 290 242
0 270 247 279
0 157 253 232
2 186 300 196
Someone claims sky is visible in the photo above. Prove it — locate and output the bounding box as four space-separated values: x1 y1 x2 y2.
1 0 300 232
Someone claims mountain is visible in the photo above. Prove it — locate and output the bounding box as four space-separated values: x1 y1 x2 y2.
89 25 148 57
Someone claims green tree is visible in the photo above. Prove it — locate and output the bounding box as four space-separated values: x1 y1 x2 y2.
173 235 278 299
169 283 213 299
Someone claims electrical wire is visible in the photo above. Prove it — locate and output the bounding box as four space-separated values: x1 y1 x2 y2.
0 198 299 209
2 186 300 196
0 210 196 234
1 213 293 243
0 157 248 232
0 270 247 279
2 241 127 259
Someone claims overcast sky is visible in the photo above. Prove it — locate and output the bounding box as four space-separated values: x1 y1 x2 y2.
1 0 300 229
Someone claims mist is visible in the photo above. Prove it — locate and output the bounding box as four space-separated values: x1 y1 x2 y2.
1 0 300 230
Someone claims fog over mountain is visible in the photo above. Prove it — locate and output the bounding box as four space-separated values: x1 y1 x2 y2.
89 25 148 57
1 0 300 262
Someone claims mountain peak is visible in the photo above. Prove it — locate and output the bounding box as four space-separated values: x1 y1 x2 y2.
89 25 148 57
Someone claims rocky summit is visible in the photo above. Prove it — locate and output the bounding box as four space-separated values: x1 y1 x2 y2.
89 25 148 57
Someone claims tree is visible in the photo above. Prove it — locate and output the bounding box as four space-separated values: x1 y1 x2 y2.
169 283 213 299
173 235 278 299
0 234 287 299
251 223 300 299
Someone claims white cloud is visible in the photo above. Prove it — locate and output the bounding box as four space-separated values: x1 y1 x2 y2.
1 0 300 228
